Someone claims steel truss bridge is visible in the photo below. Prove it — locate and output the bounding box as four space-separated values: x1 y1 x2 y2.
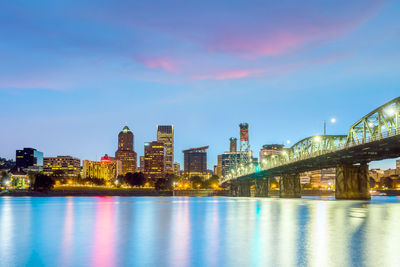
221 97 400 198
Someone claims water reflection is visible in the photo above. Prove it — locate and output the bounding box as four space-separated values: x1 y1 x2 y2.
1 197 400 267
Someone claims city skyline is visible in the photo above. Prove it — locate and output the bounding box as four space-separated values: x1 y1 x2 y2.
1 1 400 169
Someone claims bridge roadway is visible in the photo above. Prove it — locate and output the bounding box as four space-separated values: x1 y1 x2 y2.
224 96 400 200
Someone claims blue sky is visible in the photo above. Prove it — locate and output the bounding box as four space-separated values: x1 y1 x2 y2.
0 0 399 169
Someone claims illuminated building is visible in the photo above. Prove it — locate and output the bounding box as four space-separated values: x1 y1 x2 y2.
144 141 165 179
216 154 222 177
397 160 400 169
173 162 180 176
259 144 284 162
183 146 208 177
16 148 43 168
300 168 336 187
139 156 145 172
9 166 29 187
220 152 247 177
115 126 137 175
82 154 121 181
43 156 81 177
157 125 174 174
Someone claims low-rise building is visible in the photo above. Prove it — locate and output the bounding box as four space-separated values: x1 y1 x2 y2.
82 155 121 181
43 156 81 177
9 166 29 187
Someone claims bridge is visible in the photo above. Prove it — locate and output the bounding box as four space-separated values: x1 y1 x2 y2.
221 96 400 200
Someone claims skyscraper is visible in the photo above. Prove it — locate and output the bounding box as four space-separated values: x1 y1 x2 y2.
144 141 165 179
115 126 137 175
183 146 208 177
157 125 174 174
16 148 43 168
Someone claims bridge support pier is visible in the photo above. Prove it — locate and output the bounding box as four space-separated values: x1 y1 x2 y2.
280 173 301 198
335 164 370 200
229 181 251 197
254 178 269 197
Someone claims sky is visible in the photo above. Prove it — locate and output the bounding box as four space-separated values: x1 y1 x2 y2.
1 0 400 170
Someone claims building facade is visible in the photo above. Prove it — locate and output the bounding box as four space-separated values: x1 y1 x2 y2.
16 148 43 168
144 141 165 179
183 146 208 177
397 160 400 169
157 125 174 174
173 162 180 176
115 126 137 175
43 156 81 177
82 155 120 181
259 144 284 163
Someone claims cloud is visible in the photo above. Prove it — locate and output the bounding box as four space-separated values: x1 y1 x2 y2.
193 69 266 80
137 57 178 72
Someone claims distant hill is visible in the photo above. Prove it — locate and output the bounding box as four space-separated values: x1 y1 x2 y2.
0 157 15 170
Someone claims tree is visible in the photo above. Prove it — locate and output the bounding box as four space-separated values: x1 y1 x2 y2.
155 176 174 190
369 177 376 189
303 183 313 189
1 171 9 187
190 175 203 188
203 175 220 189
383 177 393 189
33 174 55 192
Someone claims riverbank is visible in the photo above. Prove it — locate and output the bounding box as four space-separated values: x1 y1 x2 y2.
1 187 397 197
0 186 228 197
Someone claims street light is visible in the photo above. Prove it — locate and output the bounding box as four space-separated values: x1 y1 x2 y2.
324 117 336 135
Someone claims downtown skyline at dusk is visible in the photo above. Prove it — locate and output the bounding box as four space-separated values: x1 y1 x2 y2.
1 0 400 169
3 2 400 267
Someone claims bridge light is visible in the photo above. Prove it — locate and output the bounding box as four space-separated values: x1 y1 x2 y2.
330 118 336 123
286 140 291 145
386 107 395 116
368 122 374 127
314 136 322 142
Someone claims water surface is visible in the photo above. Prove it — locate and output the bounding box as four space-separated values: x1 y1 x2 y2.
1 196 400 267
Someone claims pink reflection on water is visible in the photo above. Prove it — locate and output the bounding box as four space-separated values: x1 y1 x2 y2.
91 197 116 267
60 197 74 266
170 198 191 266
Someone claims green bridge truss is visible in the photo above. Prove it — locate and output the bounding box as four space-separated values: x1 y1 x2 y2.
223 96 400 182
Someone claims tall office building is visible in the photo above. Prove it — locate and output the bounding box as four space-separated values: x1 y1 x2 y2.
16 148 43 168
115 126 137 175
139 156 145 172
144 141 166 179
173 162 181 176
157 125 174 174
183 146 208 177
43 156 81 177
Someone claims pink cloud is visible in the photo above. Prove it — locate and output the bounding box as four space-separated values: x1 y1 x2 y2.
193 68 266 80
138 58 178 72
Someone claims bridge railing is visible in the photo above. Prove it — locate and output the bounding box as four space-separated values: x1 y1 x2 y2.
221 127 400 182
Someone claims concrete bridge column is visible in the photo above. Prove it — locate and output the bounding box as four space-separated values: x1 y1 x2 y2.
254 178 269 197
280 173 301 198
229 182 239 197
238 181 251 197
335 164 370 200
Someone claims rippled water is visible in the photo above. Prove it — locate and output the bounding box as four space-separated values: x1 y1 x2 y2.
1 196 400 267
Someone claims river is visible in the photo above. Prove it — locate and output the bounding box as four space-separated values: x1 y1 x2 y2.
1 196 400 267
